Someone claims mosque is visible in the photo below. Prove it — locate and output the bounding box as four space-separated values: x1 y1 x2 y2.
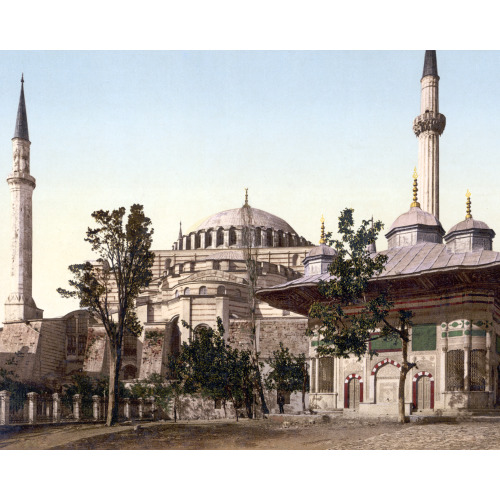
0 51 499 416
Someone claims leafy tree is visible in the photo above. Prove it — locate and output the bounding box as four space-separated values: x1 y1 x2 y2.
178 318 258 421
308 208 415 423
129 373 171 418
58 204 154 426
265 343 309 413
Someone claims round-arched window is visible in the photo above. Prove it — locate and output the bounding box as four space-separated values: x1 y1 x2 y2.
217 285 226 295
184 287 191 296
199 286 207 295
174 290 179 298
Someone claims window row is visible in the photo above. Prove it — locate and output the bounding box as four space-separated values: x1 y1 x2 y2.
174 286 227 298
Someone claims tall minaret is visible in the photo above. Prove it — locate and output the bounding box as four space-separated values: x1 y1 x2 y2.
413 50 446 219
5 76 41 322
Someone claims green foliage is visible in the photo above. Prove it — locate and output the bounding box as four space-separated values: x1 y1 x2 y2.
57 204 154 340
308 208 412 358
129 373 171 412
177 318 259 419
61 373 131 412
0 366 53 412
265 343 309 395
57 204 155 425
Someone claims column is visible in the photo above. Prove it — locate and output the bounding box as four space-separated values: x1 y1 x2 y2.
464 322 472 391
223 229 230 248
200 231 206 249
149 396 156 420
27 392 37 424
138 398 144 419
92 395 101 421
52 393 61 423
486 331 492 393
0 390 10 425
123 398 130 420
190 233 196 250
73 394 81 421
440 326 448 395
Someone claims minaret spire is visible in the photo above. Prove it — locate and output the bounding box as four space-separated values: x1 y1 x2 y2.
465 190 472 219
5 77 41 322
178 221 183 239
422 50 438 78
14 74 29 141
413 50 446 219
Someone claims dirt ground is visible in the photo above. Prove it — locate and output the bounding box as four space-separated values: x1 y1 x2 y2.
1 417 499 450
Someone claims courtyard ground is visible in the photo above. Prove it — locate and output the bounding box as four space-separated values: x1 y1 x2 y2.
1 416 499 450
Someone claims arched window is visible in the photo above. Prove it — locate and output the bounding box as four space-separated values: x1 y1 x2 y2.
190 262 195 272
206 232 212 248
185 238 191 250
199 286 207 295
213 261 220 270
217 228 224 247
123 365 137 380
277 230 284 247
77 335 86 356
195 233 201 249
174 290 179 298
184 287 191 296
217 285 226 295
266 228 273 247
229 227 237 246
255 228 262 246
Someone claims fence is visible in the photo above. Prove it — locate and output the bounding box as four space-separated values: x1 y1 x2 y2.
0 390 163 426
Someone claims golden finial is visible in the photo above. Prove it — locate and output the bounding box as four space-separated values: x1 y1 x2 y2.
244 188 249 207
410 167 420 208
465 189 472 219
319 215 326 244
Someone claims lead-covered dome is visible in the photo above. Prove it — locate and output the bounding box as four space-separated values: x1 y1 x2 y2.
174 205 312 251
190 207 297 234
386 206 445 249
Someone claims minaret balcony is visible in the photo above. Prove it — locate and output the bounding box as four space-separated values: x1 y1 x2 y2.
413 111 446 136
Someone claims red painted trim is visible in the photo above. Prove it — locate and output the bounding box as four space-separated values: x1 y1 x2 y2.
412 371 435 410
344 374 363 409
371 358 401 375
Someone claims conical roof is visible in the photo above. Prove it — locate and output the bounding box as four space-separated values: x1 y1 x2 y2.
13 76 29 141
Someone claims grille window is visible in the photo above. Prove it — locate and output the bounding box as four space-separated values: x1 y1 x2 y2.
446 349 464 391
470 349 486 391
318 357 334 393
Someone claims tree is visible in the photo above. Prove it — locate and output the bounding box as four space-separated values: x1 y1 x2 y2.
58 204 154 426
265 343 309 413
240 196 269 415
308 208 415 423
178 318 258 421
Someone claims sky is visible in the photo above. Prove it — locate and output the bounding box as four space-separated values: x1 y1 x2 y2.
0 50 500 324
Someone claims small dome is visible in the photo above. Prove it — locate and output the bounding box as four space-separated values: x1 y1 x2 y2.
190 207 297 234
388 206 441 232
386 206 445 249
306 244 337 258
447 218 492 234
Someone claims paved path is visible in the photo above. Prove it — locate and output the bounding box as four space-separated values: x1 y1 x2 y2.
334 421 500 450
1 419 499 450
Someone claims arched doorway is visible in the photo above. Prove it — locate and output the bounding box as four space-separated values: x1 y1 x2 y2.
371 358 401 404
412 371 434 410
344 374 363 409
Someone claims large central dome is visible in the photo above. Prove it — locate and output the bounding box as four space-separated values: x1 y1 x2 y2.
190 207 297 234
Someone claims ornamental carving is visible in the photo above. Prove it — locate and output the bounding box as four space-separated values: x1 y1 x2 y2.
413 111 446 136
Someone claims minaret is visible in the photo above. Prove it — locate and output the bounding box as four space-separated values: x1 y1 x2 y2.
413 50 446 219
5 76 41 322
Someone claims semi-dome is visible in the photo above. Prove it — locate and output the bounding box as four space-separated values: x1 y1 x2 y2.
190 206 297 234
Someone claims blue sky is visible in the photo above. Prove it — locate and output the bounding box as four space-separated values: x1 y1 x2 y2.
0 50 499 323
